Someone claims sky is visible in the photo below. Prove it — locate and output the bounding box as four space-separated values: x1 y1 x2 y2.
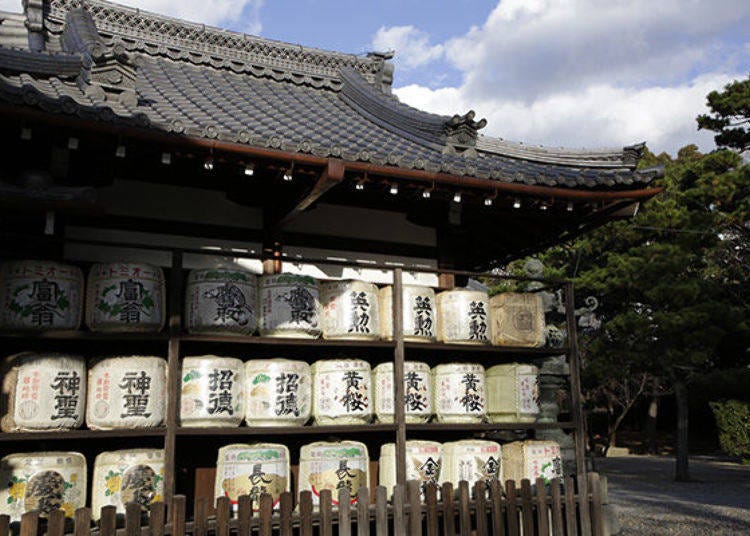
3 0 749 155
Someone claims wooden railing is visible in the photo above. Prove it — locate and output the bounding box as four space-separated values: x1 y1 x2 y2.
0 474 607 536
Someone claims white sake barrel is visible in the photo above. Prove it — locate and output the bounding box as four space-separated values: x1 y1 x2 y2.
502 441 562 484
259 274 321 338
214 443 289 510
432 363 486 423
0 260 83 331
1 353 86 432
442 440 502 489
86 356 166 429
298 441 369 507
86 262 165 332
92 449 165 518
379 285 437 342
0 452 86 521
312 359 371 425
490 293 546 347
244 359 311 426
486 364 539 423
372 362 432 423
436 289 490 344
321 280 381 340
379 441 442 496
185 268 258 335
180 356 244 427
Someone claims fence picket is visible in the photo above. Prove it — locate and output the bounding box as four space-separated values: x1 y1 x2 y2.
259 494 273 536
505 481 519 536
216 497 231 536
393 484 406 536
99 505 117 536
238 494 252 536
474 481 487 536
74 508 91 536
441 482 454 536
424 483 439 536
577 474 591 536
407 480 422 536
458 481 471 536
149 502 165 536
375 486 388 536
489 480 505 536
588 473 603 536
171 496 186 536
535 478 550 536
549 479 564 536
338 488 351 536
299 491 313 536
193 497 208 536
320 489 333 536
0 514 8 536
357 486 370 536
46 509 65 536
125 502 141 536
279 491 293 536
520 480 535 536
19 511 37 536
563 476 578 536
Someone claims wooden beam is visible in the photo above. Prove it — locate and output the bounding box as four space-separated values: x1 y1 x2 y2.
272 158 345 232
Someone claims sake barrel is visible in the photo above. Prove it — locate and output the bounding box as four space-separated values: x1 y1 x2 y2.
0 260 83 331
185 268 258 336
320 280 381 340
442 440 502 489
244 359 311 426
502 440 562 484
312 359 371 425
379 285 437 342
214 443 289 510
372 361 432 423
436 289 490 344
486 363 540 423
432 363 486 423
86 356 167 429
180 356 244 427
379 441 442 496
489 293 546 347
92 449 165 518
1 353 86 432
259 274 321 338
0 452 86 522
298 441 369 507
86 262 165 332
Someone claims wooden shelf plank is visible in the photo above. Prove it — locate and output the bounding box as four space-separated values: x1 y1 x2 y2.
178 334 396 348
0 428 168 441
175 424 398 436
404 342 569 356
406 422 575 432
0 330 169 341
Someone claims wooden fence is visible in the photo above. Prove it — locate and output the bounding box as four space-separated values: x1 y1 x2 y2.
1 473 607 536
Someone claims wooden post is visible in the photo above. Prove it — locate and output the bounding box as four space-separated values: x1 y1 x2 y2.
375 486 389 536
299 491 313 536
505 481 519 536
357 487 370 536
474 481 487 536
393 268 407 487
164 250 183 509
262 239 283 274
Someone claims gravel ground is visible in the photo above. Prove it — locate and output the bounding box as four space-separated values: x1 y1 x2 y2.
596 455 750 535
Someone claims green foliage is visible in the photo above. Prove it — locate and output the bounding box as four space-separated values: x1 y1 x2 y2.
710 400 750 462
697 75 750 152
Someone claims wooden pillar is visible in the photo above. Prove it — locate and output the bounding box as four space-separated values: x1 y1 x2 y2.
262 238 283 274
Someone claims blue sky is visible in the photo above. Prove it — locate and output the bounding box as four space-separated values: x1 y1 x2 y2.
2 0 749 155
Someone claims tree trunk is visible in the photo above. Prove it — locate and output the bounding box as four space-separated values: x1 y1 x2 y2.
645 377 660 454
674 379 690 482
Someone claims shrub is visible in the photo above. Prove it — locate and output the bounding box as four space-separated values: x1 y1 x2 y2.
710 399 750 463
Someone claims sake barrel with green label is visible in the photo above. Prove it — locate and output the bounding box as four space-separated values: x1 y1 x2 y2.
91 449 164 519
432 363 486 423
185 268 258 335
244 359 311 426
320 280 381 340
1 353 86 432
442 440 502 489
86 356 166 429
312 359 371 425
180 356 244 427
372 361 432 423
436 289 491 344
379 285 437 342
0 451 86 522
502 440 562 485
0 260 83 331
86 262 165 332
259 274 321 338
298 441 369 507
214 443 289 511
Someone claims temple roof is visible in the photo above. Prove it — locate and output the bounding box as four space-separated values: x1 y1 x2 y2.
0 0 662 189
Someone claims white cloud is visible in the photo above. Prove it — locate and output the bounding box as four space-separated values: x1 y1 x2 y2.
125 0 264 33
372 25 444 69
0 0 21 12
383 0 750 155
